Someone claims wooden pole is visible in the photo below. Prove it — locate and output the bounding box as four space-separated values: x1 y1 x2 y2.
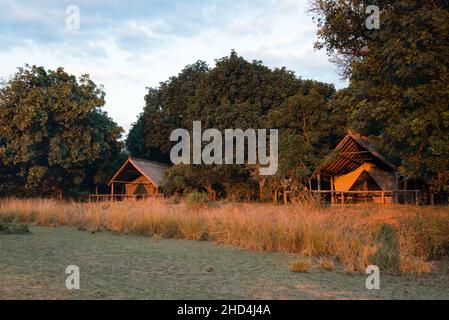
382 191 385 205
111 182 114 202
330 176 335 205
317 174 322 204
341 192 344 206
394 173 399 204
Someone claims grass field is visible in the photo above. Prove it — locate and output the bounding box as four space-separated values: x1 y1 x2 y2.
1 226 448 300
1 198 449 275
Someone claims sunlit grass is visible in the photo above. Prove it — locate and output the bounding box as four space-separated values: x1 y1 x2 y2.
0 198 448 275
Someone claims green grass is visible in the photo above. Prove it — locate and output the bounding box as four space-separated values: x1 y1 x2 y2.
0 226 448 300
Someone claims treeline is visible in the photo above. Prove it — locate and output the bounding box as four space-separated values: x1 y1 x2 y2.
126 52 344 202
0 66 126 198
127 0 449 200
1 0 448 200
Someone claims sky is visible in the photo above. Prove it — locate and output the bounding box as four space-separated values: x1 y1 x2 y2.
0 0 347 134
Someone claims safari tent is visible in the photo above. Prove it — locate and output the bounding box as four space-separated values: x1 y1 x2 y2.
90 157 169 202
311 133 420 205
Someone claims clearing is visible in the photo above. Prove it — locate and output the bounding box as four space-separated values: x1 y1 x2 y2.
0 227 448 300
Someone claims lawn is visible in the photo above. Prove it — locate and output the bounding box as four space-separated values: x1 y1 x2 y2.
1 226 448 300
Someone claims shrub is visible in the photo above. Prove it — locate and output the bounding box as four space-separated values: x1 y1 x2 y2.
185 192 210 207
369 224 400 274
289 259 312 273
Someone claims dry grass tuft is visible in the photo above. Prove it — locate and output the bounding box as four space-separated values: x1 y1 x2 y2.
289 260 313 273
319 257 335 271
0 198 448 275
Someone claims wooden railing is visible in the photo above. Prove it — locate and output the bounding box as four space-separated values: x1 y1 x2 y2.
310 190 422 205
88 194 165 203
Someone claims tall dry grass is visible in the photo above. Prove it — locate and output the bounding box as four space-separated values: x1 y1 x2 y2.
0 198 448 275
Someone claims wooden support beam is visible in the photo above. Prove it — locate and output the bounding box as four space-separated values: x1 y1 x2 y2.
111 182 114 202
394 173 399 204
330 177 335 205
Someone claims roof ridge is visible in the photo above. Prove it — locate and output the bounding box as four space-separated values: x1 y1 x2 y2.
129 156 170 167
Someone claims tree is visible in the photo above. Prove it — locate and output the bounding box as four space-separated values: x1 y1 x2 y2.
130 51 341 201
127 61 209 162
0 65 123 198
312 0 449 192
264 81 341 203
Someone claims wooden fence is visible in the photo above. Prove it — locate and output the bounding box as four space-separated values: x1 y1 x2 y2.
310 190 422 205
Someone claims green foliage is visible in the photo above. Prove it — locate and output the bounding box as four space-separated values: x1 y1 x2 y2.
370 224 400 274
312 0 449 192
0 65 123 197
185 191 210 207
130 51 341 200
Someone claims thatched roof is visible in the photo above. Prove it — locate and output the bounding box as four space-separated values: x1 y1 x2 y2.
109 157 169 187
313 133 396 179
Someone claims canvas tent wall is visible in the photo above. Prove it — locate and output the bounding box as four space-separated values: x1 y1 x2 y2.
334 163 395 192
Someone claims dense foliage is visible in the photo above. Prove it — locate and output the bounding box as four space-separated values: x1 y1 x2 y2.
311 0 449 192
0 66 123 198
127 51 342 201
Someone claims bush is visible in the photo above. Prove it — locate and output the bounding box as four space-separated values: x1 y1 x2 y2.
369 224 400 274
185 192 210 207
0 223 30 235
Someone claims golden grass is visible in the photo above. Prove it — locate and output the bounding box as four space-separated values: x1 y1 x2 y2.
319 257 335 271
0 198 448 275
289 259 313 273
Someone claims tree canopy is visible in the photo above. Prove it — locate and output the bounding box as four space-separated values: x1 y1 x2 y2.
0 65 123 198
311 0 449 191
127 51 341 201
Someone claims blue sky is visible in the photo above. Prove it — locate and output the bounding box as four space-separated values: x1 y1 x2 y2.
0 0 347 134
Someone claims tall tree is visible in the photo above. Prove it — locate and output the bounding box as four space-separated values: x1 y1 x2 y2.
130 52 340 200
127 61 209 162
0 65 123 197
312 0 449 191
